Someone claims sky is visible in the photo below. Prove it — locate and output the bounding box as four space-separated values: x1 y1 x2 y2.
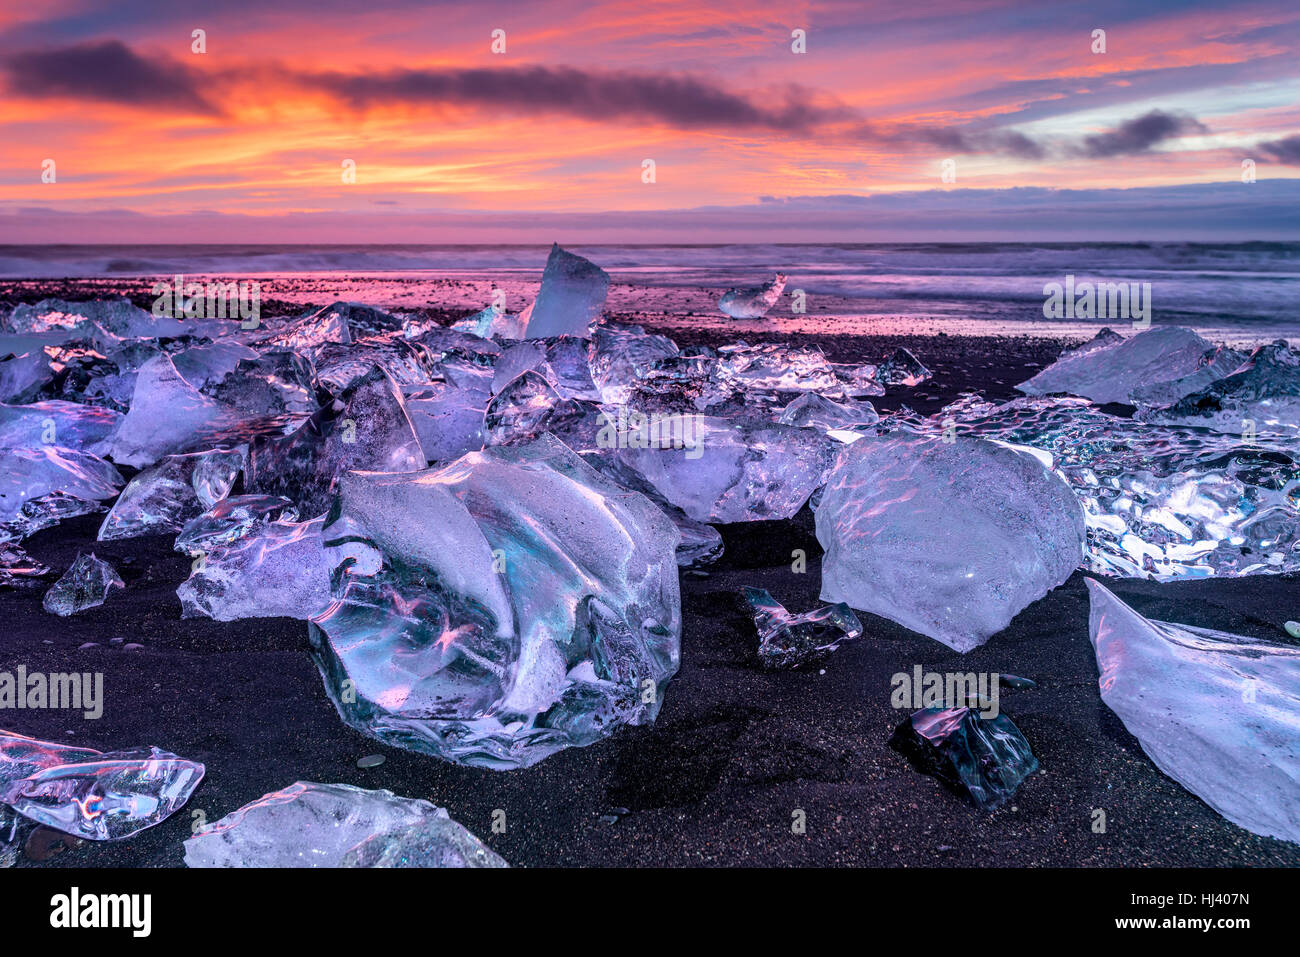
1 0 1298 241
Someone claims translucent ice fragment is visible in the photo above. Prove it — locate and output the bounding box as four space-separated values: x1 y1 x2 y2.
404 384 488 464
890 707 1037 809
816 433 1084 651
175 494 300 556
309 434 681 768
98 448 245 541
875 347 931 387
0 730 204 840
245 366 424 518
42 552 124 616
0 542 50 586
778 393 878 431
612 416 837 523
1018 326 1228 405
588 322 679 404
524 244 610 339
0 447 123 522
743 586 863 669
1087 578 1300 844
718 273 786 319
183 781 504 867
0 400 121 453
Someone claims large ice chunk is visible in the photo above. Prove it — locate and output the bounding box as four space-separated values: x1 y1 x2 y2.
1017 326 1233 405
718 273 786 319
816 433 1084 651
183 781 505 867
309 434 682 768
0 730 203 840
1087 578 1300 844
0 400 120 453
524 244 610 339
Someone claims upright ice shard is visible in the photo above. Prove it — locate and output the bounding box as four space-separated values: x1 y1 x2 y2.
743 587 863 669
0 731 204 840
42 552 125 616
309 434 682 768
1087 579 1300 844
98 448 245 541
183 782 505 867
1017 326 1233 405
524 244 610 339
816 433 1084 651
718 273 786 319
890 708 1038 809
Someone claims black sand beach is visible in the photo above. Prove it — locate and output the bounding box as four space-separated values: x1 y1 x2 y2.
1 281 1298 868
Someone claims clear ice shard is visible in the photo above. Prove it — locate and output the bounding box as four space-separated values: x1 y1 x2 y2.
610 416 837 523
588 322 680 404
888 394 1300 579
1017 325 1233 405
524 244 610 339
493 338 600 401
0 446 123 523
0 400 121 453
718 273 786 319
98 447 245 541
183 781 506 867
890 707 1038 809
875 347 931 387
42 552 125 616
742 587 863 669
778 393 878 431
1136 339 1300 436
714 341 841 393
404 384 487 464
245 366 425 518
816 433 1084 652
104 354 243 467
0 730 204 840
174 494 300 556
309 434 682 769
1087 578 1300 844
177 517 355 622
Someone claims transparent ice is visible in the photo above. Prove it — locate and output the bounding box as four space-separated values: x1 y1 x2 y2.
174 494 300 556
524 244 610 339
890 707 1038 810
743 586 863 669
42 552 125 616
1087 578 1300 844
98 447 245 541
718 273 786 319
183 781 505 867
816 433 1084 651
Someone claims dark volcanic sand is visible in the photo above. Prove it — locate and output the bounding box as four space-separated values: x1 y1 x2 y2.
1 303 1298 868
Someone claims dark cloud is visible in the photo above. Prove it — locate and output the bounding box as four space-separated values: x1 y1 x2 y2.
904 126 1047 160
306 65 849 131
2 40 218 113
1257 134 1300 165
1072 109 1207 157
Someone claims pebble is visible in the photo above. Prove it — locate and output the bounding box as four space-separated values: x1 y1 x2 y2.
1000 674 1037 689
1285 621 1300 639
357 754 385 768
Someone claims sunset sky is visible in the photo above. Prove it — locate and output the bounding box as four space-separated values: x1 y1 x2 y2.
2 0 1298 241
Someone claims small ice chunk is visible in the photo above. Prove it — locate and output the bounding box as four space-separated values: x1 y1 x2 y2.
524 244 610 339
0 730 203 841
0 447 123 522
183 782 505 867
98 448 245 541
890 707 1038 809
42 552 124 616
718 273 786 319
875 347 931 387
1087 578 1300 844
743 587 863 669
778 393 878 431
816 433 1084 652
0 542 50 586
